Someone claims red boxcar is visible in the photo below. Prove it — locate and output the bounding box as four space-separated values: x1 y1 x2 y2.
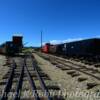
42 43 50 53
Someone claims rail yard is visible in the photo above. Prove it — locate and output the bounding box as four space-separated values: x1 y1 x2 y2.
0 36 100 100
1 0 100 100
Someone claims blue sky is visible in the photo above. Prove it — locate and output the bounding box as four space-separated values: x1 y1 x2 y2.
0 0 100 46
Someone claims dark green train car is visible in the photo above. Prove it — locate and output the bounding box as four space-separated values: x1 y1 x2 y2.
5 41 15 55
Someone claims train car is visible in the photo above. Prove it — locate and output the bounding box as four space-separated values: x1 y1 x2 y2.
12 36 23 53
92 39 100 55
42 43 59 54
42 43 50 53
43 38 100 57
49 45 58 54
56 44 65 55
0 36 23 55
5 41 15 55
0 41 14 55
13 36 23 46
62 38 100 57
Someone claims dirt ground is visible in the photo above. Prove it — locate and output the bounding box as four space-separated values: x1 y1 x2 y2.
0 55 9 90
0 55 9 80
33 53 100 100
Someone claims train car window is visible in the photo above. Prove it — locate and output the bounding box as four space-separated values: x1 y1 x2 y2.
71 46 74 49
64 44 66 48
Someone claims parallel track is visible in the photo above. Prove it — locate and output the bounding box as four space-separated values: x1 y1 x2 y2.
0 54 52 100
37 52 100 84
31 56 51 100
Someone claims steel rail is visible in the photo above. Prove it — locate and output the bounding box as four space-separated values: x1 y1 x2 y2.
24 58 40 100
14 62 24 100
56 59 100 80
31 55 51 100
1 60 16 100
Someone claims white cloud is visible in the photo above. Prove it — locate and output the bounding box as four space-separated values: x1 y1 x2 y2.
48 38 83 45
95 35 100 38
13 33 23 36
62 38 83 43
50 40 62 44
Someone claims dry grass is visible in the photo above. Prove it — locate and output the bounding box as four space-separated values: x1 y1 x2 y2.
34 53 100 100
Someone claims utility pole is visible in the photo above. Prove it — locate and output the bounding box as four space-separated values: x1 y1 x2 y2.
41 30 43 52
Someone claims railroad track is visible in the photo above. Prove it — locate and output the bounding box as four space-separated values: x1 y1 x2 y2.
36 52 100 90
24 54 51 100
0 54 63 100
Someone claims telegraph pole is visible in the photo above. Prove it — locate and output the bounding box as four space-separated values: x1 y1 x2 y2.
41 30 43 52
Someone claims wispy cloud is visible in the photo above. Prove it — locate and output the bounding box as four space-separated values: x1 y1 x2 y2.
48 38 83 44
62 38 83 43
13 33 23 36
95 35 100 38
50 40 62 44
